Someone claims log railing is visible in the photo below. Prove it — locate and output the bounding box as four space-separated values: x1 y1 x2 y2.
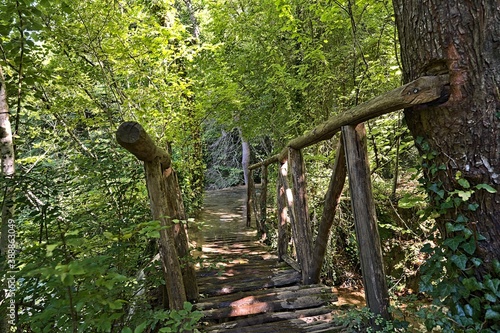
246 75 449 320
116 122 198 310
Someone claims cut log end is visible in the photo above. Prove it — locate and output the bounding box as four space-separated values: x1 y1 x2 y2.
116 121 171 168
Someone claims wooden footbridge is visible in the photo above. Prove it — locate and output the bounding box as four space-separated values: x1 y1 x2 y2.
116 74 449 332
192 187 343 332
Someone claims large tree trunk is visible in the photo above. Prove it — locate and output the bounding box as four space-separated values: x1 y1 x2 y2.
392 0 500 273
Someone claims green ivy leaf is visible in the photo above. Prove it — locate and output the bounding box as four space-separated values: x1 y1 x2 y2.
456 190 473 201
446 222 464 233
462 277 482 292
457 178 470 188
463 304 474 317
470 257 482 267
467 203 479 211
450 254 467 270
463 228 473 239
485 293 497 303
121 328 133 333
493 260 500 275
475 183 497 193
461 239 476 255
484 278 500 295
443 236 465 251
485 309 500 320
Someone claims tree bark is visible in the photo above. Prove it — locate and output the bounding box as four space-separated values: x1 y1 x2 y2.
241 137 251 186
392 0 500 272
0 65 15 333
0 66 14 177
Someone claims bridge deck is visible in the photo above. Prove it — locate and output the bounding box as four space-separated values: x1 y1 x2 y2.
193 187 343 332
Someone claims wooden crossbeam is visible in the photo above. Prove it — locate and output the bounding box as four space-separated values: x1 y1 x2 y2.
249 74 449 169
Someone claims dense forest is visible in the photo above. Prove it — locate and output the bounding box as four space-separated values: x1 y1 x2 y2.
1 0 499 332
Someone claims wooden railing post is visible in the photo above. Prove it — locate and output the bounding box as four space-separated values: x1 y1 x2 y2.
288 148 314 285
311 137 347 283
277 162 290 260
258 165 268 239
246 169 254 227
342 123 390 321
116 122 196 309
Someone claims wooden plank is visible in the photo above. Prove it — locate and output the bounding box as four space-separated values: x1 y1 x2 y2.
199 270 301 296
281 254 301 272
197 285 334 311
342 124 390 320
311 137 347 283
205 306 335 331
289 148 314 284
202 291 334 320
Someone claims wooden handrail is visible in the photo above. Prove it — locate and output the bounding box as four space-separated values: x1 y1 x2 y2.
249 74 449 169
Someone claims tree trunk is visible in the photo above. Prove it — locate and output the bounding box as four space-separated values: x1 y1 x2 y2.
241 137 250 186
392 0 500 273
0 65 15 333
0 66 14 177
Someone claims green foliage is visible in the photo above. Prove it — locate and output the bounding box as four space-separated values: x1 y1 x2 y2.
1 0 206 331
122 302 203 333
335 307 409 332
411 137 500 332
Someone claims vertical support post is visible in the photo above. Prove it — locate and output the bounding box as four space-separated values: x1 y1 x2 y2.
144 159 187 310
246 169 254 227
277 162 290 260
288 148 314 284
164 169 199 302
311 136 347 283
259 165 268 238
342 124 390 320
